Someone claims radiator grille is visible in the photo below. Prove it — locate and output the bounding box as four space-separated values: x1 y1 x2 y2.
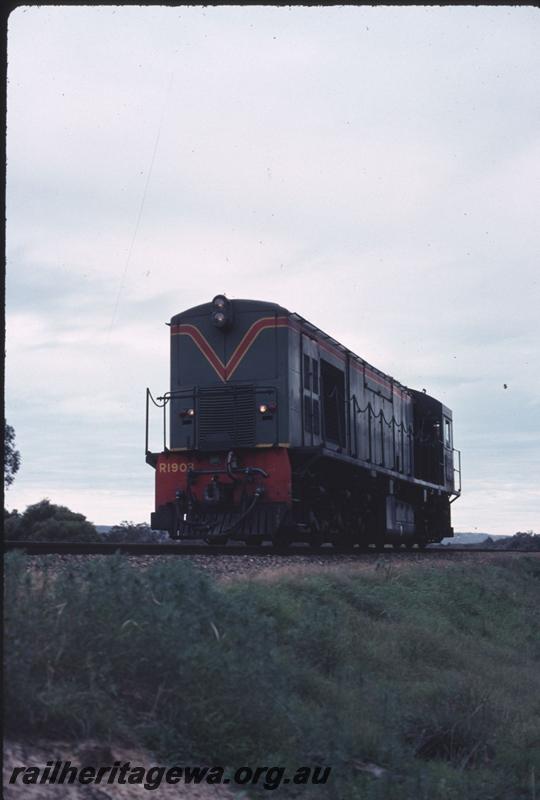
198 385 256 450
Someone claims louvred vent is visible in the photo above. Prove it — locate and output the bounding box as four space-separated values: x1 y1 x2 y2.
198 385 256 450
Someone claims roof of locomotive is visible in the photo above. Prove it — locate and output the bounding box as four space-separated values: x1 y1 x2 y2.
171 298 289 324
170 297 413 397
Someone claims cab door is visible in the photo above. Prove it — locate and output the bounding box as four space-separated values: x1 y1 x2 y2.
301 335 322 447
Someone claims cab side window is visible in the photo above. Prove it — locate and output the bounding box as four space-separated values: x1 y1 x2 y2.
312 359 319 394
303 354 311 390
444 419 452 447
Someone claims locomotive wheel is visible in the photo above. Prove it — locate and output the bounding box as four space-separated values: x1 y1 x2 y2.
334 532 356 552
204 536 229 546
334 543 356 553
271 531 290 552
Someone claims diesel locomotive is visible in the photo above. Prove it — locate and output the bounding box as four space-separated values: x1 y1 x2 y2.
145 296 461 547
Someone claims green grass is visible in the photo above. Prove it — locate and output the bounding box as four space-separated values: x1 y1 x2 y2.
4 554 540 799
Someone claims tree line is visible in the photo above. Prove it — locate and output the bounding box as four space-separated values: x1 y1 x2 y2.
4 420 164 542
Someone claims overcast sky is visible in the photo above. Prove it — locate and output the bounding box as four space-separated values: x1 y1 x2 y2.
6 5 540 534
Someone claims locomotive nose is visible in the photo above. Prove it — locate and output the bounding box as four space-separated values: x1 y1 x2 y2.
211 295 233 329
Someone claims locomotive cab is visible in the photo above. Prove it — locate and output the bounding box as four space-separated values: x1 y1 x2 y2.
410 389 457 494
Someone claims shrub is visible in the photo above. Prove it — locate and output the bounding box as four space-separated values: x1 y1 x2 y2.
5 499 100 542
505 532 540 551
106 521 167 543
402 676 498 767
4 419 21 488
4 508 22 539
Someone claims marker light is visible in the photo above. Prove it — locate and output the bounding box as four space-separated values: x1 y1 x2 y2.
259 402 277 414
181 408 195 418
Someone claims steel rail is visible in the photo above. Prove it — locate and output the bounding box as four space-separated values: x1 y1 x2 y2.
2 541 536 557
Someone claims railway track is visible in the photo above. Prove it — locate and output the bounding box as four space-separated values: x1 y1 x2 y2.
2 540 530 557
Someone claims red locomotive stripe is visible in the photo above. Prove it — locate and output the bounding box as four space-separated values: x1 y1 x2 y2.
172 316 289 382
172 324 226 380
302 333 403 397
172 315 406 397
365 367 392 391
317 339 346 363
226 316 288 378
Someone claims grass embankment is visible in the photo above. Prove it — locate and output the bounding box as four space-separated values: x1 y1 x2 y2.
4 554 540 799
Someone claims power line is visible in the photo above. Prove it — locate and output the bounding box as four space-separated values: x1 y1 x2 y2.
107 71 174 339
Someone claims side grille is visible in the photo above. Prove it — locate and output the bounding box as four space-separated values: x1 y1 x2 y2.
198 385 256 450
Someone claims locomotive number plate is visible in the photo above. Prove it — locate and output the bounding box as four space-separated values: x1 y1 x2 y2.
159 462 194 473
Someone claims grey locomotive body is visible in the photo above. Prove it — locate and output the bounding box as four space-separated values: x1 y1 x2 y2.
146 296 460 547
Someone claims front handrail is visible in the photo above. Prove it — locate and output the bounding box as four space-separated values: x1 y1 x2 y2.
146 385 279 455
145 388 170 455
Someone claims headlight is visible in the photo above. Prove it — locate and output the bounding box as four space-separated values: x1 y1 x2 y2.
212 295 227 309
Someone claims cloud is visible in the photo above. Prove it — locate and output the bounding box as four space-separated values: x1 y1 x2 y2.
5 6 540 531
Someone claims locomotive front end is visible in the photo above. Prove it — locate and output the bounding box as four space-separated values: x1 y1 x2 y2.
146 296 292 542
